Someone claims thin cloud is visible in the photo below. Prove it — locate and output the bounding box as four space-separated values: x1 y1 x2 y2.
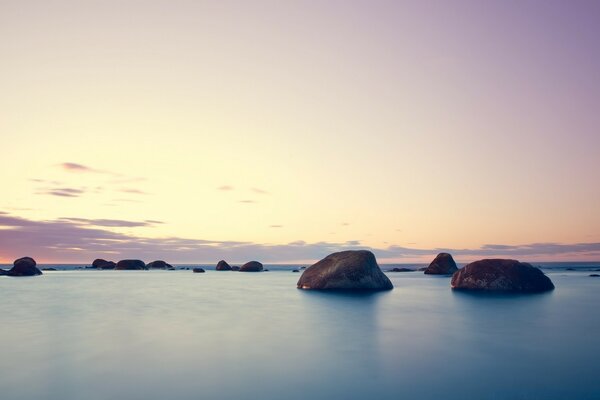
119 188 149 195
218 185 234 191
37 188 86 198
57 218 163 228
251 188 269 194
60 162 96 173
341 222 350 226
239 200 256 204
270 225 283 228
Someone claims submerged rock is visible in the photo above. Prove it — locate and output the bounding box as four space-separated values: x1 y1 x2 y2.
42 267 57 271
1 257 43 277
424 253 458 275
297 250 393 291
292 269 300 273
240 261 263 272
146 260 173 269
451 259 554 293
193 268 205 273
216 260 233 271
115 259 146 270
92 259 116 269
389 267 412 272
589 274 600 277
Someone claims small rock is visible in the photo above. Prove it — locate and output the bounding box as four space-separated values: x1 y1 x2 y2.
115 259 147 270
216 260 233 271
424 253 458 275
193 268 205 273
240 261 263 272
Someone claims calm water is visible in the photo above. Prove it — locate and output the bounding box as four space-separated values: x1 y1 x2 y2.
1 268 599 400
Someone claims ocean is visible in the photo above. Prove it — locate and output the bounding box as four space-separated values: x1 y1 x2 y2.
1 264 599 400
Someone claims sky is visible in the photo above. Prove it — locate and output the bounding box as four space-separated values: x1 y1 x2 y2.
1 0 600 264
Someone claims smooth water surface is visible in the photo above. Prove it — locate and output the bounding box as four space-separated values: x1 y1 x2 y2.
1 270 599 400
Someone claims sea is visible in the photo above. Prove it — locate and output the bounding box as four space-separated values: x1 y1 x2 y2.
1 262 599 400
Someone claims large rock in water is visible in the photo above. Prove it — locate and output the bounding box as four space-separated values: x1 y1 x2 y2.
240 261 263 272
424 253 458 275
216 260 233 271
0 257 43 277
146 260 173 269
297 250 393 291
115 259 146 270
92 259 116 269
451 259 555 293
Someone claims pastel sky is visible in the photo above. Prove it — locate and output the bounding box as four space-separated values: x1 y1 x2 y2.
1 0 599 263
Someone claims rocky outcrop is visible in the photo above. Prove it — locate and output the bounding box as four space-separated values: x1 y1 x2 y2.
424 253 458 275
92 259 116 269
240 261 263 272
193 268 205 273
0 257 43 277
115 259 147 270
389 267 412 272
216 260 233 271
297 250 393 291
451 259 554 292
146 260 173 269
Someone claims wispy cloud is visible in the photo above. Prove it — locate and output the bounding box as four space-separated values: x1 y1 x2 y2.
270 225 283 228
239 200 256 204
119 188 148 195
57 218 163 228
1 212 600 263
218 185 234 191
37 188 86 198
251 188 269 194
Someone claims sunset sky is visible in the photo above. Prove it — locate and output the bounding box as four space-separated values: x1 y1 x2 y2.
2 0 600 263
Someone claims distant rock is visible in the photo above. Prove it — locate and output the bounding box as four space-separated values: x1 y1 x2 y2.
297 250 393 291
231 266 241 271
146 260 173 269
92 258 116 269
292 269 300 273
451 259 555 293
264 269 269 272
193 268 205 273
566 268 576 271
115 259 146 270
0 257 43 277
240 261 263 272
216 260 233 271
424 253 458 275
300 266 306 269
389 267 412 272
41 267 57 271
589 274 600 277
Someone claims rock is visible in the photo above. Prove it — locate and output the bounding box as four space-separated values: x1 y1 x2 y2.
424 253 458 275
389 267 412 272
92 258 116 269
297 250 393 291
451 259 555 293
167 267 176 270
1 257 43 277
240 261 263 272
115 259 147 270
292 269 300 273
589 274 600 277
566 268 576 271
193 268 205 273
216 260 233 271
41 267 57 271
231 266 241 271
264 269 269 272
146 260 173 269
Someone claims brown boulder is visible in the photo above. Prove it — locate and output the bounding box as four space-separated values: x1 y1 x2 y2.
451 259 554 292
297 250 393 291
424 253 458 275
1 257 43 277
146 260 173 269
216 260 233 271
240 261 263 272
115 259 146 270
